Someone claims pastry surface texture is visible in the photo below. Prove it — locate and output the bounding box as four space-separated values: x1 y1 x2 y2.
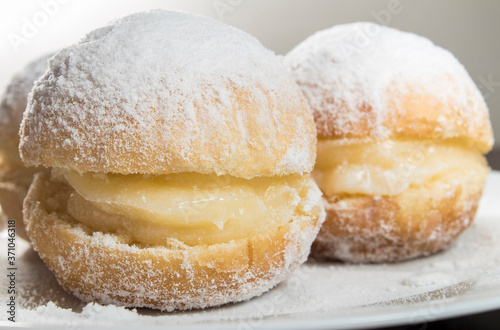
20 11 316 178
286 22 493 262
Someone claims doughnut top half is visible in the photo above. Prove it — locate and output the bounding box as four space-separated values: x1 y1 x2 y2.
20 10 316 178
286 22 493 153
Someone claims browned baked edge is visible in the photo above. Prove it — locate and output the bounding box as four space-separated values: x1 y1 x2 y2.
312 86 494 154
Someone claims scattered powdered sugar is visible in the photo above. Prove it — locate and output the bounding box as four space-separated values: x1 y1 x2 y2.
19 10 315 178
285 22 491 145
2 172 500 328
26 301 140 325
400 272 456 288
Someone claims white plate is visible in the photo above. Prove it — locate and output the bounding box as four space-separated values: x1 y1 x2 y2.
2 172 500 330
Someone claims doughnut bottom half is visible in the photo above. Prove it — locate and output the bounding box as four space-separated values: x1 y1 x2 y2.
24 171 325 311
312 167 488 263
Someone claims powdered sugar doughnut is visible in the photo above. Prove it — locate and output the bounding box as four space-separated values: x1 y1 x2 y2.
20 11 316 178
0 53 52 240
286 22 493 262
20 10 325 310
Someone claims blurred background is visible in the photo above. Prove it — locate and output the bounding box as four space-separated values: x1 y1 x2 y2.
0 0 498 150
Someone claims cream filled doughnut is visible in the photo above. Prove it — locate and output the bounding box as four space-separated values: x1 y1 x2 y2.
0 53 52 239
286 22 493 262
20 10 325 311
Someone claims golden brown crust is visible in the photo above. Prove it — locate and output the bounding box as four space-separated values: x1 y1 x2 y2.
313 83 493 153
385 84 493 153
24 171 325 311
311 171 485 263
20 82 315 178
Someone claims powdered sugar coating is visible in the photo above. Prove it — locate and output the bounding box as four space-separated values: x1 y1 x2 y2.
20 10 316 178
0 53 52 165
285 22 493 151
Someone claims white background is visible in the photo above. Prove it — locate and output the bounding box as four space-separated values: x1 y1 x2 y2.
1 0 498 149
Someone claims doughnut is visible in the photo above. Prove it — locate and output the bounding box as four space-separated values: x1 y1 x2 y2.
0 53 52 240
285 22 493 262
20 10 325 311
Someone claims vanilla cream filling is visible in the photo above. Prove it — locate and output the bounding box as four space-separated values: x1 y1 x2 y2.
313 139 489 197
61 170 317 246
